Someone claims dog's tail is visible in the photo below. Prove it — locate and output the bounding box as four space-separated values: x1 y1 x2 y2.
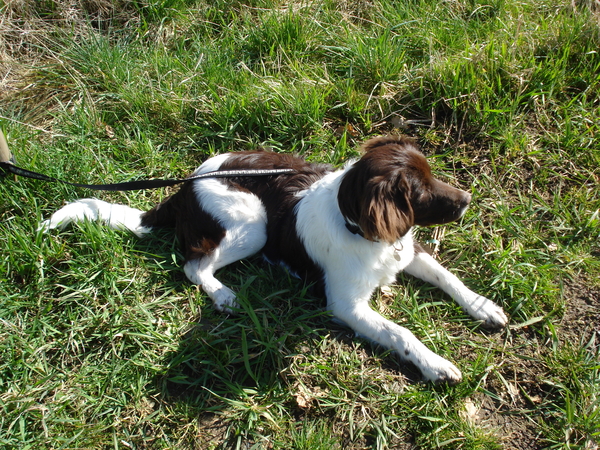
40 198 153 237
40 183 186 238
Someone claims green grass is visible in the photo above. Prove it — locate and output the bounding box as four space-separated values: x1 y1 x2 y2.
1 0 599 448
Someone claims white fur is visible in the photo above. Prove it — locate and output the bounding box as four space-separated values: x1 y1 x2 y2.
404 252 508 327
185 176 267 313
191 152 231 175
185 153 269 313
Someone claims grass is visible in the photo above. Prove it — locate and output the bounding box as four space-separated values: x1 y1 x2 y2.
1 0 599 448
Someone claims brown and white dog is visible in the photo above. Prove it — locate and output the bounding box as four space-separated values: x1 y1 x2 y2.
41 136 508 383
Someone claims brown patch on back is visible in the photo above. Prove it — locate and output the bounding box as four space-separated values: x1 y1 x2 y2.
143 151 332 294
218 151 332 295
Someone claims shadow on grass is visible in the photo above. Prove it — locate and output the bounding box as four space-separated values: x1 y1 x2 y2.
131 230 463 448
153 285 425 447
153 256 426 410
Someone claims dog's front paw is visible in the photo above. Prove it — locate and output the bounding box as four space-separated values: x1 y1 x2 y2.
211 287 240 314
465 295 508 329
481 303 508 329
419 354 462 385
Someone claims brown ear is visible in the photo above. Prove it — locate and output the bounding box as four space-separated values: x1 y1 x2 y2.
359 175 414 243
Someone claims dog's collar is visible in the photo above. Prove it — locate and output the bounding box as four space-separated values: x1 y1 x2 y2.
344 219 385 243
344 219 370 240
345 221 364 237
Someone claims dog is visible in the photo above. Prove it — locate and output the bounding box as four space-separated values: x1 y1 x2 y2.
41 136 508 384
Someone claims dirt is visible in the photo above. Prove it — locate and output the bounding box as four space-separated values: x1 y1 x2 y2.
559 279 600 345
461 276 600 450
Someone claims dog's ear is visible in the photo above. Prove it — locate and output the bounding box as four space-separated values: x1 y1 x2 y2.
358 174 414 243
338 154 415 243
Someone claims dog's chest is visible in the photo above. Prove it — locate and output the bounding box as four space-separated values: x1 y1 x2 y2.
373 232 415 285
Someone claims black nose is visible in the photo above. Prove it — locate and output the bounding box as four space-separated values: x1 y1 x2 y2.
461 191 472 208
456 191 471 219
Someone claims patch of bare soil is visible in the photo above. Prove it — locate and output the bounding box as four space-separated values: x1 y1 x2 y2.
457 328 547 449
194 415 230 450
559 278 600 345
462 276 600 450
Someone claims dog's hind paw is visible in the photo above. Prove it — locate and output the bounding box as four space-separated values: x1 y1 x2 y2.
211 287 240 314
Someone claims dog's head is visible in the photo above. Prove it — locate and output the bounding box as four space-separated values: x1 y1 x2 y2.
338 136 472 243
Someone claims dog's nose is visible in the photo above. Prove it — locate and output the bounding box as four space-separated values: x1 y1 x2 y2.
463 191 472 206
457 191 471 218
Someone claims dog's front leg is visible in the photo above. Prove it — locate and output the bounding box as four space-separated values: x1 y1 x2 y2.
326 279 462 384
404 246 508 328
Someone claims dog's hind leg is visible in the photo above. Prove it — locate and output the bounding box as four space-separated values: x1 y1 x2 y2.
184 256 238 314
184 179 268 313
183 221 267 313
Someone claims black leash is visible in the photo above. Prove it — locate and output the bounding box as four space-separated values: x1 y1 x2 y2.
0 160 294 191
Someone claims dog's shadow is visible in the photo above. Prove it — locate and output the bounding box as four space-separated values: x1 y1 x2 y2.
127 228 435 423
144 251 424 412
